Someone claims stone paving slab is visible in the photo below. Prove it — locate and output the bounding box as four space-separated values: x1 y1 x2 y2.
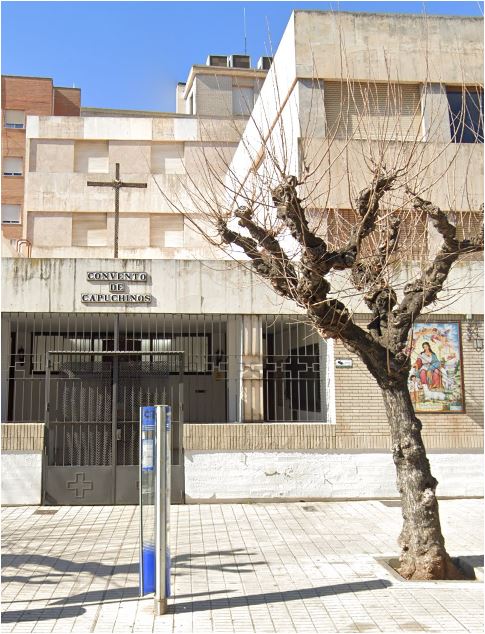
1 499 483 633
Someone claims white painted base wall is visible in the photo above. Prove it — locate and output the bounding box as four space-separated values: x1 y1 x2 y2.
2 450 482 505
2 452 42 505
184 451 484 501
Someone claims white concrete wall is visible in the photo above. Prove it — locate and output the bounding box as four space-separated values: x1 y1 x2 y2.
229 12 297 199
294 12 483 84
3 257 480 317
23 113 248 259
184 450 484 501
2 258 300 315
2 452 42 505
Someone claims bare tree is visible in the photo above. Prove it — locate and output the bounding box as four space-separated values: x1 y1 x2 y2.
159 42 483 579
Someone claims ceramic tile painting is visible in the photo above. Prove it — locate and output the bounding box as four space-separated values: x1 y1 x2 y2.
408 323 464 413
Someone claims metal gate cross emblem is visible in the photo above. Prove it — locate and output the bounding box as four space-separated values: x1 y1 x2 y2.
67 472 94 499
87 162 147 258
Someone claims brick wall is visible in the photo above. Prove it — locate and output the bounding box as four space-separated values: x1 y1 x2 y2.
53 87 81 116
334 317 483 449
1 76 82 243
1 423 45 452
184 423 336 450
184 316 483 452
1 76 53 114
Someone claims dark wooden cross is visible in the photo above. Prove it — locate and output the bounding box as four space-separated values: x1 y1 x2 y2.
87 163 147 258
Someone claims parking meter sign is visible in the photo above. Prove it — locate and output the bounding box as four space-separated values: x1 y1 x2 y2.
140 406 156 594
139 405 172 613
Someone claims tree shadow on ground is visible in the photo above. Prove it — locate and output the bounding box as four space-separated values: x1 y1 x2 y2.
1 554 135 580
172 548 266 575
1 606 85 623
2 547 265 585
169 579 393 614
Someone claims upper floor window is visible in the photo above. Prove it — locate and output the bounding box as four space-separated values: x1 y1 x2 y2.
324 81 422 140
323 207 428 261
1 203 21 224
233 85 254 116
3 157 23 176
4 110 25 129
447 87 483 143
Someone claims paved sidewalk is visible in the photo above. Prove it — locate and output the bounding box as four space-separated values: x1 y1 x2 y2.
1 499 483 633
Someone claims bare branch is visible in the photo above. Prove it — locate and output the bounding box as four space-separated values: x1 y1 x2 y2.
216 218 299 300
391 194 484 352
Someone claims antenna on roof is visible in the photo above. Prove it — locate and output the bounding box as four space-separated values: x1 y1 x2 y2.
243 7 247 55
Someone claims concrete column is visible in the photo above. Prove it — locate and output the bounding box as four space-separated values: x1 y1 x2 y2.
325 338 336 424
420 83 452 143
319 339 327 420
241 315 264 422
297 79 326 140
226 315 242 423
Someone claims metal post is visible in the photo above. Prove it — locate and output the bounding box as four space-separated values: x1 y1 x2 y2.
111 315 119 504
178 353 184 467
139 405 143 592
155 405 171 615
42 352 51 504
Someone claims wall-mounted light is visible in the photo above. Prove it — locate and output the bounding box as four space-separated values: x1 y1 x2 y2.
465 316 484 352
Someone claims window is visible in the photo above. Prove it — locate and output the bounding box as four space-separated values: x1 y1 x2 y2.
141 335 209 373
325 208 428 260
324 81 422 140
1 204 21 224
233 85 254 116
3 157 23 176
151 143 185 174
72 213 108 246
32 335 103 372
150 214 184 247
454 210 483 261
447 87 483 143
4 110 25 129
287 344 321 413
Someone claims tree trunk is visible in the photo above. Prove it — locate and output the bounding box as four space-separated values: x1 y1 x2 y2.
381 382 465 580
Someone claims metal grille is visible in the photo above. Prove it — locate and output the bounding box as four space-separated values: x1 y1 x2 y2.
2 312 325 424
49 422 112 466
44 351 178 468
47 354 113 467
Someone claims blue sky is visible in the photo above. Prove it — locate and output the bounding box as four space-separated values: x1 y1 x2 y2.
2 1 483 112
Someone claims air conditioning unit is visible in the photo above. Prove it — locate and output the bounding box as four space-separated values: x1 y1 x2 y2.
206 55 228 67
257 56 273 70
229 54 251 69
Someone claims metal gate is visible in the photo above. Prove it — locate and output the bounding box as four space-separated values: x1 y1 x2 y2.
43 350 184 505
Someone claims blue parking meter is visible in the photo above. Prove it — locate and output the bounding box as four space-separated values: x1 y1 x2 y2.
139 405 171 614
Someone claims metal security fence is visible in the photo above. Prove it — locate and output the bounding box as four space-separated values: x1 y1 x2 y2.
45 351 182 467
2 312 325 424
43 349 184 506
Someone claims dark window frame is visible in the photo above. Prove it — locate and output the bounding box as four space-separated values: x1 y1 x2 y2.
447 87 483 143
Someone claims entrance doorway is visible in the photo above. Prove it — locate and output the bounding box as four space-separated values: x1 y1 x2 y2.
43 350 184 505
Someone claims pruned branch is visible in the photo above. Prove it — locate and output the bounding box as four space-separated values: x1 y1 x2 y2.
390 193 484 353
352 216 400 336
216 218 298 300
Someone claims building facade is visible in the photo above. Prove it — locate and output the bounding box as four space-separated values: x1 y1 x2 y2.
1 75 81 249
1 12 483 506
